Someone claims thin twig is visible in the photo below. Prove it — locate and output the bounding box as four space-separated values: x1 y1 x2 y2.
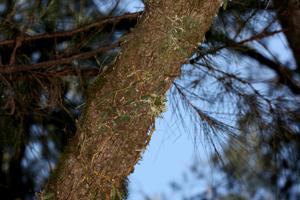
9 35 24 65
0 43 119 74
0 12 141 46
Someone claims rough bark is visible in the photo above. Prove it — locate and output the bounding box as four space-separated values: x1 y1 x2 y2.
274 0 300 71
43 0 222 199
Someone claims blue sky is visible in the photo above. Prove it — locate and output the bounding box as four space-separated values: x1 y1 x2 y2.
127 94 220 200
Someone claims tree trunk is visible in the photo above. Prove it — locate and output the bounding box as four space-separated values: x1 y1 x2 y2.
43 0 222 199
274 0 300 71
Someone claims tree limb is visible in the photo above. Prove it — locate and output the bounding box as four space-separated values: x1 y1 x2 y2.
226 40 300 94
42 1 223 199
273 0 300 71
0 43 119 73
0 12 141 46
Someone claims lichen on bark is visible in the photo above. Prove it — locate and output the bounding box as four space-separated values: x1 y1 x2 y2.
42 0 222 199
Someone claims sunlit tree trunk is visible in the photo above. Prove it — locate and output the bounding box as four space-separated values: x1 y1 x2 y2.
43 0 222 199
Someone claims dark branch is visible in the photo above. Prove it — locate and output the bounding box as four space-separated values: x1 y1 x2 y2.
191 30 300 94
0 43 119 74
229 43 300 94
0 12 141 46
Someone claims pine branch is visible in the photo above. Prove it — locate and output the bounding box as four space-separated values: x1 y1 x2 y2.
0 43 119 74
227 42 300 94
0 12 141 46
3 68 100 81
190 29 283 63
194 29 300 94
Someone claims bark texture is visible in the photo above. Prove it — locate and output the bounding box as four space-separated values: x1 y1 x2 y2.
274 0 300 71
43 0 222 199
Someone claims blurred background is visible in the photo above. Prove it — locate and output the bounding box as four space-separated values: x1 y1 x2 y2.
0 0 300 199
